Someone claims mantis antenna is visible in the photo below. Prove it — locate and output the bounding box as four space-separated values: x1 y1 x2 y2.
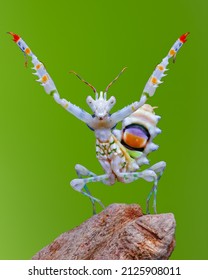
69 70 97 94
105 67 127 93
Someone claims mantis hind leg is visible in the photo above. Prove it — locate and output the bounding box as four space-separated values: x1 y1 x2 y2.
73 164 107 214
147 161 166 214
113 161 165 214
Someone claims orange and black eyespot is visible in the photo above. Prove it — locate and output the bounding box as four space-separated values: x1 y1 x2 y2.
121 124 150 151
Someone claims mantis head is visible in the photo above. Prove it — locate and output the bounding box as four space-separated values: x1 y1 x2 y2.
86 92 115 120
70 67 127 120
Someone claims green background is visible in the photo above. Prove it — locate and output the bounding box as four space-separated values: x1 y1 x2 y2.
0 0 207 259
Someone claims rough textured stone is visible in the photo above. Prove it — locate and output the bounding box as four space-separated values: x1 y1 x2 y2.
32 204 176 260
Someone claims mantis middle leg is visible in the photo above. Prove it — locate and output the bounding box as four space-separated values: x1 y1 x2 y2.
71 164 109 212
75 164 97 215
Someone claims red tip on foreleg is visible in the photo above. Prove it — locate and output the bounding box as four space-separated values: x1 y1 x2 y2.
179 32 190 43
7 32 21 43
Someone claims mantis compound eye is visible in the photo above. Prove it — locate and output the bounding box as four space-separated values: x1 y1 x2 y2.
109 96 116 105
86 96 95 111
121 124 150 151
87 96 93 104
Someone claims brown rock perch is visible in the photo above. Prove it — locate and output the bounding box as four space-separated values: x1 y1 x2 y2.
32 204 176 260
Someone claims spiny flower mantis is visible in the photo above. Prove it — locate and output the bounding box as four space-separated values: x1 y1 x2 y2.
9 32 189 214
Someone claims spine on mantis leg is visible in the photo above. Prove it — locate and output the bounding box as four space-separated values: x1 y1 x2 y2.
143 32 189 97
